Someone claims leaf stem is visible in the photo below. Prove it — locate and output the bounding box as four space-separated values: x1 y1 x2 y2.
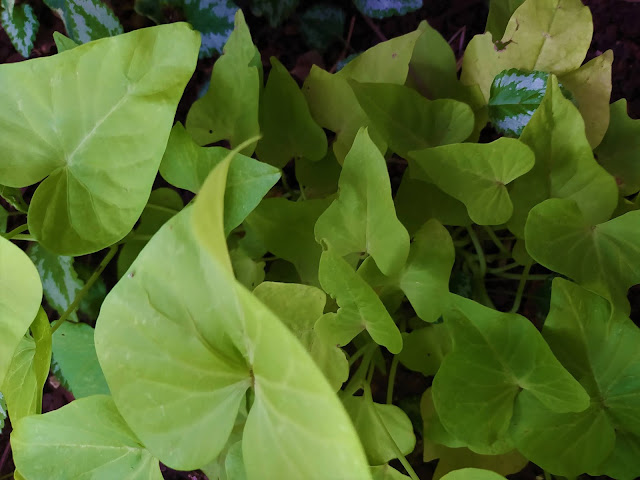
143 203 181 215
482 225 511 256
50 245 118 334
487 262 520 273
386 354 399 404
466 226 486 276
491 272 550 281
510 263 531 313
343 345 376 397
9 234 37 242
2 223 28 240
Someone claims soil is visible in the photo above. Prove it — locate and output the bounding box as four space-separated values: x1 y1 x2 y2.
0 1 638 479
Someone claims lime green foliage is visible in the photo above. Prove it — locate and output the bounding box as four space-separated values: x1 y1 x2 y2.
52 31 78 52
12 395 163 479
398 323 450 376
508 77 617 237
410 138 535 225
511 279 640 478
43 0 123 43
316 128 409 276
595 99 640 195
371 464 412 480
0 23 200 255
186 10 261 153
256 57 327 168
485 0 525 39
440 469 507 480
0 184 27 212
1 4 39 57
525 198 640 311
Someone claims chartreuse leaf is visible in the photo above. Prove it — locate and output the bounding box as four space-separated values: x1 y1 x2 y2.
182 0 237 58
485 0 525 40
409 138 534 225
12 395 163 479
51 322 109 398
251 0 298 27
461 0 592 102
525 198 640 312
343 387 416 465
27 243 82 321
559 50 613 148
316 128 410 276
186 10 261 153
318 249 403 354
299 5 345 51
397 323 450 376
0 236 42 389
245 197 331 285
371 464 411 480
432 294 590 452
1 4 39 57
117 188 183 278
53 31 78 52
253 282 348 391
510 279 640 478
507 77 618 237
350 82 475 157
440 469 507 480
43 0 123 43
256 57 327 168
595 99 640 195
3 308 50 423
160 123 280 234
0 23 200 255
353 0 422 18
229 245 265 290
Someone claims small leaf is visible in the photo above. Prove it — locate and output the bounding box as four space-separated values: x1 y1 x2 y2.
1 4 39 58
52 31 78 52
353 0 422 19
43 0 123 43
229 246 265 290
12 395 163 479
397 324 450 377
409 138 535 225
0 184 28 213
251 0 298 28
299 5 345 51
485 0 525 40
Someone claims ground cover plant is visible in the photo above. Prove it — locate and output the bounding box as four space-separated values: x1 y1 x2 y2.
1 0 640 479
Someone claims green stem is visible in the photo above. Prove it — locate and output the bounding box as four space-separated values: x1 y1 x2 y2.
466 227 486 276
2 223 28 240
349 343 371 366
453 237 471 247
482 225 511 256
144 203 181 215
487 262 520 273
492 272 550 281
9 234 37 242
386 355 400 404
543 470 553 480
510 263 531 313
50 245 118 335
343 346 376 397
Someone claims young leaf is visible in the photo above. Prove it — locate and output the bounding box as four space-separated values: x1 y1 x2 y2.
0 184 28 213
245 197 331 285
397 323 451 377
43 0 123 43
52 31 78 52
485 0 525 40
253 282 348 390
461 0 592 102
318 249 403 354
12 395 163 479
51 322 109 398
432 295 590 452
409 138 535 225
256 57 327 168
595 99 640 196
186 10 262 153
251 0 298 28
350 81 475 157
510 279 640 478
182 0 237 58
507 77 617 237
0 236 42 389
0 23 200 255
1 4 39 58
353 0 422 19
315 128 410 276
299 5 345 51
525 198 640 312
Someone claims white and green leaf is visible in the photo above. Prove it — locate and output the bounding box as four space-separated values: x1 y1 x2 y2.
1 3 39 58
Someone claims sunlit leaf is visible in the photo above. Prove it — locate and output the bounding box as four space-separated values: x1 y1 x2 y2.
53 31 78 52
440 469 508 480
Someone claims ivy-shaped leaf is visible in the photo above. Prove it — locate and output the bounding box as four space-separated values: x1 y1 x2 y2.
299 5 345 51
43 0 123 43
397 323 450 377
315 128 410 276
251 0 298 28
12 395 163 479
409 138 535 225
1 4 39 57
0 23 200 255
353 0 422 19
256 57 327 168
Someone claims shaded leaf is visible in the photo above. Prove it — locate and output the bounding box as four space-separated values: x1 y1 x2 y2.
485 0 525 40
43 0 123 43
251 0 298 27
353 0 422 19
397 324 450 377
299 5 345 50
0 184 27 213
295 151 341 199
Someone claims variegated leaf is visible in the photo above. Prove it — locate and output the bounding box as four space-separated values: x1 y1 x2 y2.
353 0 422 19
1 4 39 58
43 0 123 44
184 0 237 58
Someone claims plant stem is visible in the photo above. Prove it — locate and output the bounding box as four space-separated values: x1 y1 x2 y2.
144 203 180 215
487 262 520 273
510 263 531 313
50 245 118 335
482 225 511 256
386 355 399 404
9 234 37 241
2 223 28 240
466 226 486 276
543 470 553 480
492 272 550 281
343 345 376 397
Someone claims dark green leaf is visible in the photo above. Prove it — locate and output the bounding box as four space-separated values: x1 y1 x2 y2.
43 0 123 43
299 5 345 50
1 4 39 57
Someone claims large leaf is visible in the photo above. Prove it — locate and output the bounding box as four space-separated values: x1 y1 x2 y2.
353 0 422 19
315 128 409 276
510 279 640 478
507 76 618 237
350 81 474 157
409 138 534 225
186 10 261 153
256 57 327 168
1 3 39 57
317 249 403 354
160 123 280 234
0 236 42 388
44 0 123 43
432 294 590 452
51 322 109 399
0 23 200 255
12 395 163 479
251 0 298 27
461 0 592 102
525 198 640 312
595 99 640 196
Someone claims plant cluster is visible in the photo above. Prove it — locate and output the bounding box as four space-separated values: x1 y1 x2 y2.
1 0 640 479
